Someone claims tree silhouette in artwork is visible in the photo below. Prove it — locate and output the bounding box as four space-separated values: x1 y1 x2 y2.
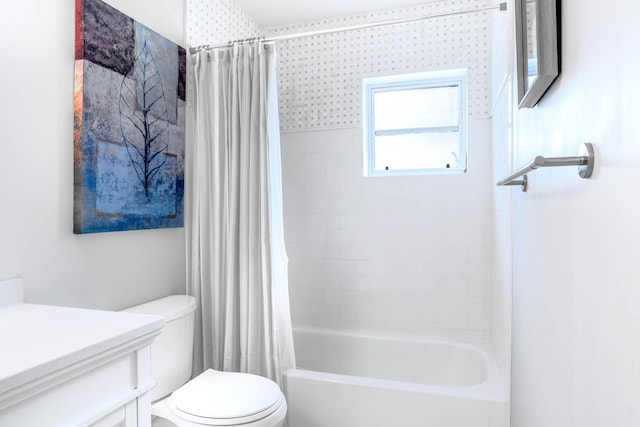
119 41 169 198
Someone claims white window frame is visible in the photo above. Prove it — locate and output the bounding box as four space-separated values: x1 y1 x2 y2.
363 69 468 177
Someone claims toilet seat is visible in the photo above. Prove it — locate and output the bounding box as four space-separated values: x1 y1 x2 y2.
169 369 285 426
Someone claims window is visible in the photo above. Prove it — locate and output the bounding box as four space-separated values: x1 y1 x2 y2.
363 70 467 176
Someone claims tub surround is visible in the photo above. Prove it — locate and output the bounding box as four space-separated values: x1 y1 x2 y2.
188 1 498 343
281 122 494 342
0 278 165 426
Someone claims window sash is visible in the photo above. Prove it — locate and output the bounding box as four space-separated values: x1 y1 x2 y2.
374 126 460 137
364 72 467 176
373 131 461 172
373 84 461 130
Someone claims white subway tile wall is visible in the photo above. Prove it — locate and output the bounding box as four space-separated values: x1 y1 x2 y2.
282 121 494 342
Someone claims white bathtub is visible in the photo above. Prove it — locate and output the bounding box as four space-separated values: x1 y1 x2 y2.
283 328 507 427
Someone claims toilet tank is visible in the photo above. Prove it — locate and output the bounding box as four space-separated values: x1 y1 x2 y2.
123 295 197 401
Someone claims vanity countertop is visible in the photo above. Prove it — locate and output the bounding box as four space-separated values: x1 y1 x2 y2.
0 279 164 398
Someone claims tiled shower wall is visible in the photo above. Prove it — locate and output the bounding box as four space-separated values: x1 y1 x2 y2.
271 0 496 341
490 7 512 382
281 123 494 341
187 0 262 48
187 0 499 342
267 0 493 131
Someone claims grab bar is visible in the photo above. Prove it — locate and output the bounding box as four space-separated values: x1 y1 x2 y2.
496 143 595 192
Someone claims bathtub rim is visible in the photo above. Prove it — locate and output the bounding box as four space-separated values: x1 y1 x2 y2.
288 326 507 403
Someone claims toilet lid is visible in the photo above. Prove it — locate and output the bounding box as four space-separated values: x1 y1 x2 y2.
171 369 283 425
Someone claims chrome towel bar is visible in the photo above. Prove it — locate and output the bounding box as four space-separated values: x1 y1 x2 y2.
496 143 595 192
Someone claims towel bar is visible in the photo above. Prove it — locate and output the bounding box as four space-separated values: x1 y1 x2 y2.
496 143 595 192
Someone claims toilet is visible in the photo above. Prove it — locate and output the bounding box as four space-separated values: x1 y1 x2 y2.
124 295 287 427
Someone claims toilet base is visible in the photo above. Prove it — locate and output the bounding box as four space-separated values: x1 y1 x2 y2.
151 395 287 427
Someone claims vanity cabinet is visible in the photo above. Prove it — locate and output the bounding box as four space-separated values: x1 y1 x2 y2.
0 279 165 426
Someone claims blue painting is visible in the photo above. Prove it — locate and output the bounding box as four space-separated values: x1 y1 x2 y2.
74 0 185 233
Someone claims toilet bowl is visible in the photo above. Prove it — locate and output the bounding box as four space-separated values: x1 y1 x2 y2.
123 295 287 427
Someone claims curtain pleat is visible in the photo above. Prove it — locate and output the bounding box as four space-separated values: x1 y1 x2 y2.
187 42 295 386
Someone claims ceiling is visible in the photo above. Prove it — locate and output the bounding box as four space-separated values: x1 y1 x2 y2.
233 0 430 28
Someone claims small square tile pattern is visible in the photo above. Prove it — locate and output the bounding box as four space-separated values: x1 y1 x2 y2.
266 0 492 131
188 0 493 131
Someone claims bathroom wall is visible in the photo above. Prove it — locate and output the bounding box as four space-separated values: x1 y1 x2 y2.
0 0 186 310
184 0 497 342
271 0 499 342
187 0 262 46
281 123 494 341
268 0 494 131
489 1 512 387
506 0 640 425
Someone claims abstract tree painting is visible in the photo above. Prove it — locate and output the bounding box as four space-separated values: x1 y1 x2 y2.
120 41 170 199
74 0 185 233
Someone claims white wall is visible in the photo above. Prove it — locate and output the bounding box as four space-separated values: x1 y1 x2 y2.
282 122 495 341
0 0 186 310
272 1 499 342
490 0 513 396
508 0 640 426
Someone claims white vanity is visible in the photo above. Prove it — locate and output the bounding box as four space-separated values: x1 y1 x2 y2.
0 278 165 426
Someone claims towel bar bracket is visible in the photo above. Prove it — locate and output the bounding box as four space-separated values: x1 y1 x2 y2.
577 142 595 179
502 175 528 192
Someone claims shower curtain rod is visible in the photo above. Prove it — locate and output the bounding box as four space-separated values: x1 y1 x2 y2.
190 2 507 54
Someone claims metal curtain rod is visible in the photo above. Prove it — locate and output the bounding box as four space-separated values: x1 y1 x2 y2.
190 2 507 54
496 143 595 192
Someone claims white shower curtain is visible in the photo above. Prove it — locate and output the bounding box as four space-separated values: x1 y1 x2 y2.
187 41 295 386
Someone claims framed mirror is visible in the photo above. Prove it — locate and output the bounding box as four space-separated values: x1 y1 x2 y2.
515 0 559 108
